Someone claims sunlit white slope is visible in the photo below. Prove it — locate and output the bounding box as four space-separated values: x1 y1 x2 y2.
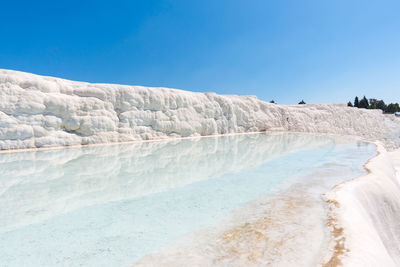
1 69 399 150
324 145 400 266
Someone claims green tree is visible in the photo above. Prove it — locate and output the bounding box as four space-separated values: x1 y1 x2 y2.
359 96 369 109
385 103 400 113
347 101 353 107
376 100 386 111
395 103 400 112
298 100 306 104
354 96 359 108
386 103 396 113
270 100 275 104
368 99 377 109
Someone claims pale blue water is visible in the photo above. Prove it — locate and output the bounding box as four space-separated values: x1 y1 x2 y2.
0 133 375 266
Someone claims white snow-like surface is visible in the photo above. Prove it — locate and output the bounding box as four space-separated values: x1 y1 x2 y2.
1 69 400 266
324 145 400 266
1 69 399 150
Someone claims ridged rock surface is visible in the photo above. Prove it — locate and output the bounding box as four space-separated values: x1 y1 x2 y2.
323 144 400 266
1 69 399 150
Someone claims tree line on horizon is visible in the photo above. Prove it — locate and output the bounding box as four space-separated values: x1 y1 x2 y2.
269 100 307 104
347 96 400 114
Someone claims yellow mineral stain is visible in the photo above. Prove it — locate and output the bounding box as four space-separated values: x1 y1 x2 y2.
216 195 312 264
322 200 349 267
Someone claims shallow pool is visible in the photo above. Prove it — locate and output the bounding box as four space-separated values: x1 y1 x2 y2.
0 133 376 266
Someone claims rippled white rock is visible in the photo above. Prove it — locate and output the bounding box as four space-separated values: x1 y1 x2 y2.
1 69 399 150
324 144 400 266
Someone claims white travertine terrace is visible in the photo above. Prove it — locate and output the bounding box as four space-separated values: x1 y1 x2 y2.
1 69 399 150
1 69 400 266
323 145 400 266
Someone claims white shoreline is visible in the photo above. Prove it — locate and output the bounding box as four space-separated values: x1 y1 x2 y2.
322 143 400 266
0 130 365 154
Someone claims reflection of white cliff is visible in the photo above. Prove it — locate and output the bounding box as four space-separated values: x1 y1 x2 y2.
1 69 399 150
0 133 334 233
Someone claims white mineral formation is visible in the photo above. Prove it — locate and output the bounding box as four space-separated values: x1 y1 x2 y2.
1 69 399 150
323 144 400 266
1 69 400 266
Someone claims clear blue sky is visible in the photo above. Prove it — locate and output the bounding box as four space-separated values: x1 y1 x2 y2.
1 0 399 104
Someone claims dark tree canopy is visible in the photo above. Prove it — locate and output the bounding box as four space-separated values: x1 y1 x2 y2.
270 100 275 104
348 95 399 114
368 98 377 109
298 100 306 104
376 100 387 111
359 96 369 109
347 101 353 107
354 96 359 108
385 103 400 114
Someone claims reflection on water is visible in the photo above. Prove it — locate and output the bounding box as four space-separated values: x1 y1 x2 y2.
0 133 375 267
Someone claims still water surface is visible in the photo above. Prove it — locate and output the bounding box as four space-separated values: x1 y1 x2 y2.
0 133 375 266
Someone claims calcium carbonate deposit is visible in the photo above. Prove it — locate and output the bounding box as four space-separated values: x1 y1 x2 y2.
1 69 399 150
323 145 400 266
1 69 400 267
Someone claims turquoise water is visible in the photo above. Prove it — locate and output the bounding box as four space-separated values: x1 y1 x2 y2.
0 133 375 266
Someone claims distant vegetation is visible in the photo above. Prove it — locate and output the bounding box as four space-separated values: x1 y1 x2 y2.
269 100 307 104
348 96 400 114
